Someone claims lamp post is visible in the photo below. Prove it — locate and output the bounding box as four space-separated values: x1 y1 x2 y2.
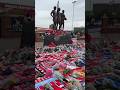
72 0 77 30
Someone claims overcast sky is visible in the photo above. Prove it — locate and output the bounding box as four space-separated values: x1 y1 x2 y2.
35 0 85 30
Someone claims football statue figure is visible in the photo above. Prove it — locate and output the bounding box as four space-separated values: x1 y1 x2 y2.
50 6 57 30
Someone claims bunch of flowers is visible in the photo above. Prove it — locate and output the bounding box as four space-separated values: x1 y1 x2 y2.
0 47 34 90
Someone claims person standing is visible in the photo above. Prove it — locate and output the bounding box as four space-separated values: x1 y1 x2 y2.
21 14 34 48
50 6 57 30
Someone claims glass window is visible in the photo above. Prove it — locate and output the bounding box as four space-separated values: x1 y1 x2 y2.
10 16 23 31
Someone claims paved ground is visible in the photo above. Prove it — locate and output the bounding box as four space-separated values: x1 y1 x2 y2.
0 38 21 52
0 39 43 52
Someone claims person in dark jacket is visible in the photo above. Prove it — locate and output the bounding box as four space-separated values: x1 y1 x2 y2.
21 14 34 48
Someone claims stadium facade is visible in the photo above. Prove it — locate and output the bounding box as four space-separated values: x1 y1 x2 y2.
86 0 120 33
0 0 34 38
